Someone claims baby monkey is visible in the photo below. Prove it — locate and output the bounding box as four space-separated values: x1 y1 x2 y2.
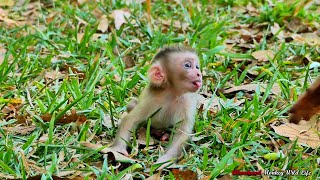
110 47 202 166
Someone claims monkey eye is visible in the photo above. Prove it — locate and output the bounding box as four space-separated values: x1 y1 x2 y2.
184 62 192 69
196 65 200 69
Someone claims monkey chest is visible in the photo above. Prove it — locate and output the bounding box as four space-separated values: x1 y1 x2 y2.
150 102 186 129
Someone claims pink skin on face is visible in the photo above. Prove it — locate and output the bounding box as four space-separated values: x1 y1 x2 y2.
189 67 202 91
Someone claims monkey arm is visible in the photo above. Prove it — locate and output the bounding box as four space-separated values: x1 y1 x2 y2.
111 98 161 155
155 117 194 164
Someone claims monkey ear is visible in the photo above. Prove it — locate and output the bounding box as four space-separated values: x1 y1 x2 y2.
148 63 166 87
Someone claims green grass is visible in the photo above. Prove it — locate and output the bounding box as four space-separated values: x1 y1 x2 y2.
0 0 319 179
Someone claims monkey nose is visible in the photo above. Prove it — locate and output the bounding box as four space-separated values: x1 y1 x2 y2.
196 73 201 77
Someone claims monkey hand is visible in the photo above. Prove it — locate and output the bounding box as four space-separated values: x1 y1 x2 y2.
155 154 176 169
109 144 129 156
155 157 174 169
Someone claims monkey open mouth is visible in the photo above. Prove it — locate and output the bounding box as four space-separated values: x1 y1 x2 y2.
192 80 202 88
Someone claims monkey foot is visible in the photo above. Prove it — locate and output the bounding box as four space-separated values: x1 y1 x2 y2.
160 133 170 141
109 145 129 156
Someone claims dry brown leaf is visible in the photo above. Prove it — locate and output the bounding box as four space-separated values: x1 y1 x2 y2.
271 23 285 40
113 73 121 82
39 133 48 142
198 95 245 113
125 0 146 5
77 33 104 43
56 170 81 178
81 142 137 162
129 38 141 44
123 56 135 69
46 12 57 24
292 33 320 46
2 103 16 114
77 0 88 5
217 174 232 180
41 110 87 124
24 175 75 180
0 0 14 7
137 127 155 146
233 157 245 170
0 16 20 27
224 83 281 95
60 64 85 80
201 176 211 180
18 149 30 172
0 44 6 64
146 173 161 180
246 4 258 13
97 15 108 33
112 9 131 30
2 125 36 135
252 50 274 62
171 169 197 180
102 114 114 128
286 17 307 33
45 71 65 80
300 33 320 45
0 173 15 179
270 118 320 148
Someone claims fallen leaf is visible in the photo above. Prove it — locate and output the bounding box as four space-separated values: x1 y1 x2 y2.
271 117 320 148
300 33 320 45
224 83 281 95
60 64 85 80
252 50 274 62
56 170 81 178
0 0 14 7
102 114 114 128
198 95 245 114
97 15 108 33
217 174 233 180
1 103 16 114
161 19 189 31
41 110 87 124
39 134 48 142
0 173 15 179
112 9 131 30
24 175 74 180
271 23 285 40
45 71 65 80
146 173 161 180
2 125 36 135
125 0 145 5
171 169 197 180
0 44 6 64
233 157 245 169
81 142 137 163
137 127 155 146
123 56 135 69
286 17 308 33
77 33 104 43
77 0 88 5
129 38 141 44
289 78 320 123
45 12 58 24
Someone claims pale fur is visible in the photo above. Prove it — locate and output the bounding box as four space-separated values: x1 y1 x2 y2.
110 48 201 167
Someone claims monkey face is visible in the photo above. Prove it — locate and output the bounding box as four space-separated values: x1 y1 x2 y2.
169 52 202 93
